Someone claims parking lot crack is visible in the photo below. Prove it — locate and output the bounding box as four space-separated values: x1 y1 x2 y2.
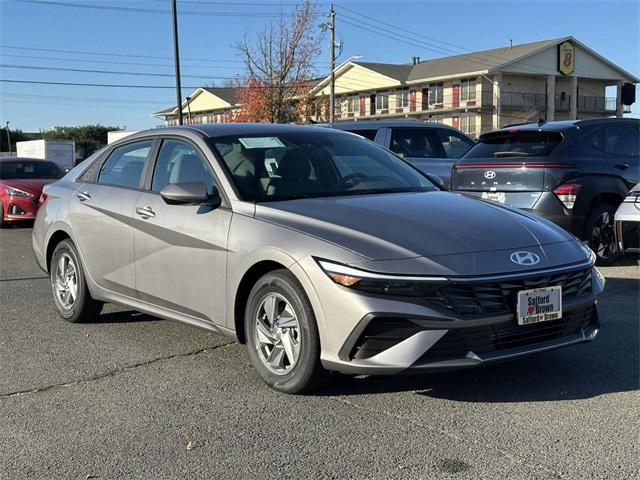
328 395 565 479
0 342 234 400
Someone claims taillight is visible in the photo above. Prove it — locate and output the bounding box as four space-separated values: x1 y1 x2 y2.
38 193 48 205
553 183 581 209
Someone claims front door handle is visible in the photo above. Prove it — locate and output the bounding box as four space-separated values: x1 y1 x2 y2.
135 206 156 219
77 191 91 202
614 163 630 170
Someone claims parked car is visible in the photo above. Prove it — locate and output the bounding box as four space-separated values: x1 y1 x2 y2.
33 124 603 394
329 120 475 187
0 157 66 227
615 183 640 254
451 118 640 265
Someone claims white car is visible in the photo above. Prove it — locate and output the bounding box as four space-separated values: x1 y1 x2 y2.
615 183 640 254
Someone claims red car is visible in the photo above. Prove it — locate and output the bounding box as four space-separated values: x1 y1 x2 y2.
0 157 66 227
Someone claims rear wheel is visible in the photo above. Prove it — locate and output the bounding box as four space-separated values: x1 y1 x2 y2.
584 204 618 266
244 269 328 394
50 239 103 323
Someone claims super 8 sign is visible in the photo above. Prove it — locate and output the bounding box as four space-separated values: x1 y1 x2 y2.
558 41 575 76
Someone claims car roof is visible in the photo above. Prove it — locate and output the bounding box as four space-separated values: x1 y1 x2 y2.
496 117 639 133
328 119 461 131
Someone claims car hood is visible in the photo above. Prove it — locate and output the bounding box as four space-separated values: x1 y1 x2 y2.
0 178 53 196
255 191 575 262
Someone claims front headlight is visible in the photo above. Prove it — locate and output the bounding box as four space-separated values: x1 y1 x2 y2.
316 259 448 296
578 242 597 265
5 186 33 198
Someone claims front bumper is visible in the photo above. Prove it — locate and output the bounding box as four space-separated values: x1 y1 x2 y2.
2 195 40 222
303 257 605 376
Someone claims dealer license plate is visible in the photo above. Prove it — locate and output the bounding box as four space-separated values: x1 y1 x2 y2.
517 286 562 325
481 191 506 204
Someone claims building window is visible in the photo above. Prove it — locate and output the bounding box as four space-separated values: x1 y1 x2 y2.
347 95 358 114
428 83 443 105
376 91 389 112
460 113 478 136
397 89 409 109
461 78 477 102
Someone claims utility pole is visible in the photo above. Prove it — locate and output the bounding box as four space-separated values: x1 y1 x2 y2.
5 121 11 157
171 0 184 126
329 4 336 124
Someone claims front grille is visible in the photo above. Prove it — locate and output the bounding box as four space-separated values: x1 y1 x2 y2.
421 267 592 315
621 221 640 251
418 306 595 363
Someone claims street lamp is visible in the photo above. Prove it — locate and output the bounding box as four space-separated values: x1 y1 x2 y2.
186 96 192 124
5 121 11 157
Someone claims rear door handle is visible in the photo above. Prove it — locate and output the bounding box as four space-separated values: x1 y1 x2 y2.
135 206 156 219
77 191 91 202
614 163 630 170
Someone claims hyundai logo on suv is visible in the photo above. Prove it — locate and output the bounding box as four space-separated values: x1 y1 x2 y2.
484 170 496 179
510 251 540 266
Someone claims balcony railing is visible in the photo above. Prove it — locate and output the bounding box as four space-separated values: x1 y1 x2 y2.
501 92 547 109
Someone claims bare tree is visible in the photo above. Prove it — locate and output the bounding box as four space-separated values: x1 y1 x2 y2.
234 0 322 123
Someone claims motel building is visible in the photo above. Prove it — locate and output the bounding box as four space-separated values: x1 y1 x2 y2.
154 37 637 137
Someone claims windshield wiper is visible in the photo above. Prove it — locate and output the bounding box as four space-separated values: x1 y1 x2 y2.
494 151 529 157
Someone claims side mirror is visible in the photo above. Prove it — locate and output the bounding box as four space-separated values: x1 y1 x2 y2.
425 173 446 190
160 182 221 207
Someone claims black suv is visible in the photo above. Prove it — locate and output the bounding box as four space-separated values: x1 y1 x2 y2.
451 118 640 265
329 120 475 187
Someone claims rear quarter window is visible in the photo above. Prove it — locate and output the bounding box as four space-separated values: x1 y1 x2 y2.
344 129 378 141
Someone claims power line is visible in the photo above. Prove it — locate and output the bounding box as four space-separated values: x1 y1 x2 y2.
10 0 322 17
0 63 243 80
1 92 171 104
0 79 199 89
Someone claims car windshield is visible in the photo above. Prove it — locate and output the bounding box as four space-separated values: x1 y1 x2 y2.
465 131 563 158
210 130 436 202
0 160 65 180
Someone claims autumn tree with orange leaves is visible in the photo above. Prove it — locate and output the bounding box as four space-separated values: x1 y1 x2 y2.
234 0 322 123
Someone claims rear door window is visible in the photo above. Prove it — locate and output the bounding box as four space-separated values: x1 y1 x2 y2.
466 131 563 158
389 128 438 158
97 140 152 188
436 130 475 158
605 125 640 157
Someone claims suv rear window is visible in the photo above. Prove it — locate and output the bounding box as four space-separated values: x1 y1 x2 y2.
466 131 563 158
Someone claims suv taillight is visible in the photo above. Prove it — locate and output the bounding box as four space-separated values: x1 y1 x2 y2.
553 183 581 209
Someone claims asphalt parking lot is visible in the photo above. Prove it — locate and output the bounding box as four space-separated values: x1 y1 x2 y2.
1 225 638 479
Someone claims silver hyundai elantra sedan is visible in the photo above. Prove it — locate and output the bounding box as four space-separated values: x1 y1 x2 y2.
32 124 604 393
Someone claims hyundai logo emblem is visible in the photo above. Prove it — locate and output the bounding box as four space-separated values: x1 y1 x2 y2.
484 170 496 179
510 251 540 266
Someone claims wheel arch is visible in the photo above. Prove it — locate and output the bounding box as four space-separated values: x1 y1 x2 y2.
233 260 290 344
45 228 73 272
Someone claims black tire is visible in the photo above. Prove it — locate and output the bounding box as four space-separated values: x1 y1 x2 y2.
244 269 328 394
583 204 619 266
50 239 103 323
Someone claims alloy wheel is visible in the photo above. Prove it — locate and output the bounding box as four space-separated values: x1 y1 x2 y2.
254 293 301 375
589 210 616 260
53 253 78 310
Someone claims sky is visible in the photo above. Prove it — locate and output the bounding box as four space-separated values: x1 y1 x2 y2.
0 0 638 132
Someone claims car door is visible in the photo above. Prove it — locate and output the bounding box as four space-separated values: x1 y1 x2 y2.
604 124 640 187
132 137 232 326
388 127 453 185
70 139 155 296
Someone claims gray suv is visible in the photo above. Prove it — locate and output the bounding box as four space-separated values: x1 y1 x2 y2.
32 124 603 394
329 120 475 187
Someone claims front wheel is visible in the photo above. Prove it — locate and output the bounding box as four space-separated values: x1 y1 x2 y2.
244 270 328 394
50 239 103 323
583 204 619 266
